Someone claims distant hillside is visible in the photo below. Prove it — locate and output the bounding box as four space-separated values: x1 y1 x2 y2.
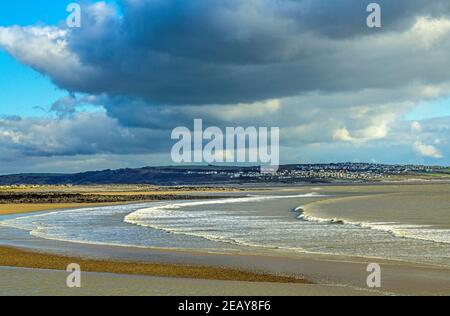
0 166 261 185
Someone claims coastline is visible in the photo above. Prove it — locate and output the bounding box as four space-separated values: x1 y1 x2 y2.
1 184 450 295
0 186 309 287
0 184 245 216
0 202 139 216
1 221 449 295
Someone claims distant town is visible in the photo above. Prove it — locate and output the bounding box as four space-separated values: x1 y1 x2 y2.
186 163 450 183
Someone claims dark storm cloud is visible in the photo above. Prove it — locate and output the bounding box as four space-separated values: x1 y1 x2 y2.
294 0 450 38
5 0 448 106
98 0 450 105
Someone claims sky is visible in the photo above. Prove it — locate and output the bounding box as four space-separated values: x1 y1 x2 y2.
0 0 450 174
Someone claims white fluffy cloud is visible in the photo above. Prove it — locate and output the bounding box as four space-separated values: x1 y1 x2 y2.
0 112 168 157
414 142 443 159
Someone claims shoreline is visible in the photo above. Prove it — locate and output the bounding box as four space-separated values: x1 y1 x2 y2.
1 184 450 295
1 222 449 295
0 185 247 216
0 202 144 216
0 245 309 284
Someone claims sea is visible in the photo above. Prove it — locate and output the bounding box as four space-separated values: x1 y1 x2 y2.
1 187 449 267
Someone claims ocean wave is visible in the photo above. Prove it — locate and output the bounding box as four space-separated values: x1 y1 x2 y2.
125 193 324 223
294 207 450 244
124 193 326 248
2 193 450 267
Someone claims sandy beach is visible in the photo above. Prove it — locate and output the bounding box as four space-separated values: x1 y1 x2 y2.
0 203 132 216
0 184 242 215
1 184 450 296
0 245 307 284
0 266 374 296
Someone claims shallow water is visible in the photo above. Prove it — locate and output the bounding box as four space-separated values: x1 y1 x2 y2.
303 189 450 244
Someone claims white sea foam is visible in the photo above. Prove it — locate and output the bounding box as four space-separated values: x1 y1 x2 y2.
124 193 326 248
125 194 450 248
294 208 450 244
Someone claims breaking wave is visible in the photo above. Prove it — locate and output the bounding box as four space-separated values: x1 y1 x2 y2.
294 207 450 244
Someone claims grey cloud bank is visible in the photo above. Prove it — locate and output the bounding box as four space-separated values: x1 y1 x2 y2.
4 0 450 104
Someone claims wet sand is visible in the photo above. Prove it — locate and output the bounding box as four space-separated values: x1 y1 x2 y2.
0 267 375 296
0 202 132 216
0 245 307 284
